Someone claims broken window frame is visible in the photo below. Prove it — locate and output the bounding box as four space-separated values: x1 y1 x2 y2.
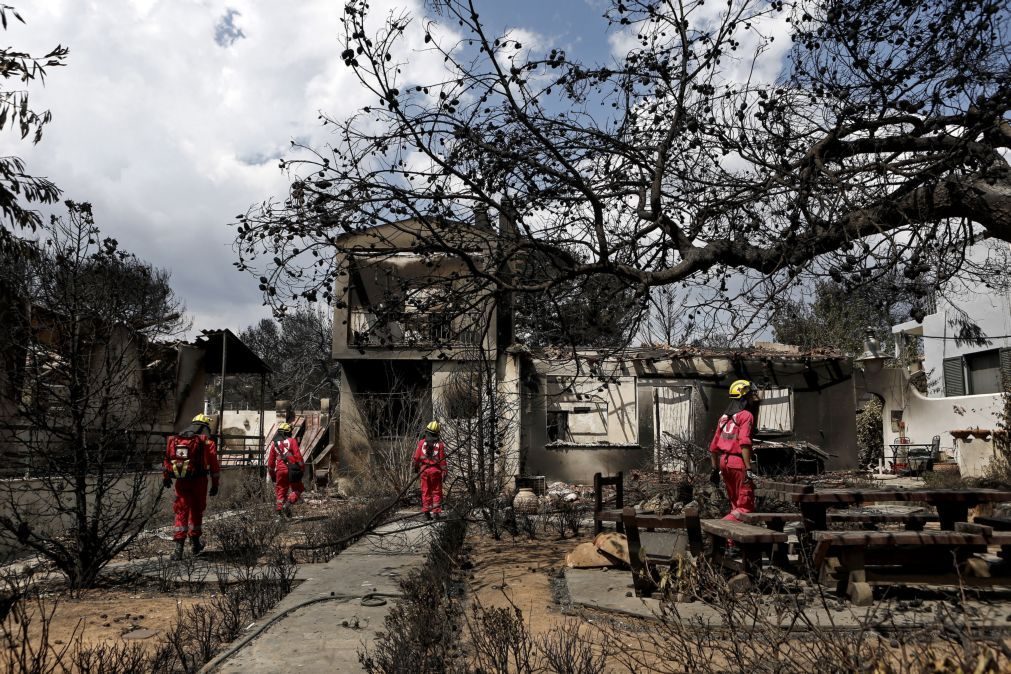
754 386 794 435
546 410 570 443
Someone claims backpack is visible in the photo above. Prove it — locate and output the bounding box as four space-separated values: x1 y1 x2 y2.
275 439 304 483
168 434 204 478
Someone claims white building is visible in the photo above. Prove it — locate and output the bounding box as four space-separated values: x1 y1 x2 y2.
873 240 1011 476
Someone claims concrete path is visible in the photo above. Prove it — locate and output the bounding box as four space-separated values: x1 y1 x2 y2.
204 514 433 673
565 568 1011 630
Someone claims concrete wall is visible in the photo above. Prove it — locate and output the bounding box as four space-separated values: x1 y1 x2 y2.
0 466 261 563
865 366 1003 476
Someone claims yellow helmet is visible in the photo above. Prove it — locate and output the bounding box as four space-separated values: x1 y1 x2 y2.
277 422 292 433
728 379 752 399
192 413 213 426
426 420 440 434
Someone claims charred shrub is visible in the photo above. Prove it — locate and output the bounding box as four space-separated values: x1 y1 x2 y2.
210 507 284 566
292 498 392 563
359 517 466 674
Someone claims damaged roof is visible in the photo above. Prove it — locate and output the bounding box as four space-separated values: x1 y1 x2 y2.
529 342 847 363
193 329 271 375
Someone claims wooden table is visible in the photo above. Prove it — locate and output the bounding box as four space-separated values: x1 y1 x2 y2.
793 489 1011 532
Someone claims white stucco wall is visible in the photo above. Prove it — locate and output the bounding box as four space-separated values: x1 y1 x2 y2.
868 367 1003 476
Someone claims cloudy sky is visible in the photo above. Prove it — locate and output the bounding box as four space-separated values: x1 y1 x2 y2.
3 0 616 337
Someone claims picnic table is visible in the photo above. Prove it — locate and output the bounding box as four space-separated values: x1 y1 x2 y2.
790 488 1011 604
793 488 1011 532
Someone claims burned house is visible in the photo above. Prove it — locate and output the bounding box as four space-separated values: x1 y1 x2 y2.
519 346 857 482
329 214 857 485
330 216 523 483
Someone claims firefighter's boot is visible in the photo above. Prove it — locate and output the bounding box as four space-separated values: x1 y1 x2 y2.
171 541 185 561
191 537 205 556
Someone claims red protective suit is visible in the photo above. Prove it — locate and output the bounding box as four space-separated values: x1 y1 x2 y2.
164 433 220 542
412 438 447 514
268 436 305 512
709 409 756 522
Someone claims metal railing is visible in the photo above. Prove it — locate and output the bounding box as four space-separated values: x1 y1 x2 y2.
0 428 267 478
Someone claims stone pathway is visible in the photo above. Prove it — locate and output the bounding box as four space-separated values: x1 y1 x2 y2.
202 515 434 673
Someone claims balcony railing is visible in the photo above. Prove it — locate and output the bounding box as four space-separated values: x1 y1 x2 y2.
348 310 481 348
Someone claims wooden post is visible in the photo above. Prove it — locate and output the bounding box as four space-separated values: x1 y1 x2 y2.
257 372 266 472
684 506 703 557
593 473 603 534
217 332 228 448
615 472 625 534
622 507 654 597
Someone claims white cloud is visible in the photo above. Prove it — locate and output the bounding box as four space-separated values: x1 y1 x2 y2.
0 0 449 336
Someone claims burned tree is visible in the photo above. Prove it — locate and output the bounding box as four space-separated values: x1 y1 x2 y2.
235 0 1011 342
434 355 520 504
0 202 187 588
236 307 339 410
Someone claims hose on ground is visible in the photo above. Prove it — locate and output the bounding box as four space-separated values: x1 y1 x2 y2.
199 591 402 673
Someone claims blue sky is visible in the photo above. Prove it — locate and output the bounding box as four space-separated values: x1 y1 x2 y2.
1 1 631 337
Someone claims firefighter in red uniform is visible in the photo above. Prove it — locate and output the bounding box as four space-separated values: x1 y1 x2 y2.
163 414 221 560
412 421 447 520
709 380 760 522
267 422 305 517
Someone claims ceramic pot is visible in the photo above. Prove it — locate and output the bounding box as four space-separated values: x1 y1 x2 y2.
513 487 538 514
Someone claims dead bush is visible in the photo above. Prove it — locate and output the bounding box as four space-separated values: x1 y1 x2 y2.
0 545 298 674
291 498 394 563
0 571 75 674
210 507 285 567
536 620 608 674
222 469 275 509
69 640 152 674
465 601 535 674
0 569 163 674
544 500 588 540
154 553 297 673
359 518 467 674
459 601 612 674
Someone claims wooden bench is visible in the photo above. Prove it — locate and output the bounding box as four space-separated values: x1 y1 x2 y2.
736 512 801 567
738 511 937 529
972 515 1011 531
756 480 813 500
701 519 787 585
957 521 1011 568
621 506 702 597
812 530 988 605
738 512 802 530
593 472 624 535
826 511 938 531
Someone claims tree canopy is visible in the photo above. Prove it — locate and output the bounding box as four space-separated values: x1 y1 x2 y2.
235 0 1011 342
0 5 68 254
771 277 919 355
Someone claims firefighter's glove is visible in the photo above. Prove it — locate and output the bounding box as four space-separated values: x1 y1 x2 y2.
709 468 721 486
269 472 276 483
209 484 219 497
745 469 757 484
162 477 172 490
